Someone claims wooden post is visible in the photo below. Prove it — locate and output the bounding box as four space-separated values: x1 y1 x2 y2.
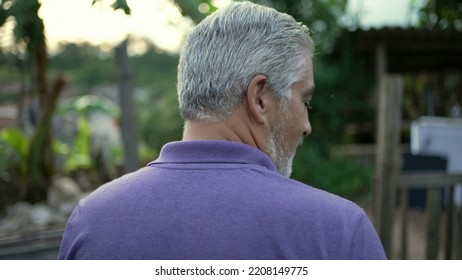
426 187 442 259
398 172 462 259
372 44 387 228
375 44 387 82
400 189 408 259
115 39 139 174
458 207 462 259
374 74 403 257
445 186 454 259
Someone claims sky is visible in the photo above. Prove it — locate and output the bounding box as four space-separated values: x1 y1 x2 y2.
39 0 196 53
36 0 422 53
348 0 421 28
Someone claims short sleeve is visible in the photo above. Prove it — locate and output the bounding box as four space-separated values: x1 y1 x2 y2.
349 211 387 260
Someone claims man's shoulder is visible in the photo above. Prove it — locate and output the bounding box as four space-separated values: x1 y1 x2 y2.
76 167 153 208
77 164 366 225
238 169 366 223
280 177 365 216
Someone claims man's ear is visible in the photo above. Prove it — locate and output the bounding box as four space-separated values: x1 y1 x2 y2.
246 74 274 124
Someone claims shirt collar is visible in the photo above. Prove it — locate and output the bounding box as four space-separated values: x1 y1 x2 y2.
148 140 276 171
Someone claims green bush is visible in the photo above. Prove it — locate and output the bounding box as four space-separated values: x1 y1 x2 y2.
292 141 373 202
0 128 31 209
0 128 30 183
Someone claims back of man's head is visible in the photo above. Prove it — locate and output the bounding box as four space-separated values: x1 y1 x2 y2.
177 1 314 121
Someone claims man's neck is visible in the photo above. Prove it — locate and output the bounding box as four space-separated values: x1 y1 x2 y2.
183 119 233 140
182 116 266 153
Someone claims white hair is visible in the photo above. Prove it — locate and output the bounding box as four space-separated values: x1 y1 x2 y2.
177 1 315 121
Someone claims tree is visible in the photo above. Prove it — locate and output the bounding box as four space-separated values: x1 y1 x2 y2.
403 0 462 119
92 0 131 15
0 0 66 202
49 42 113 87
252 0 349 53
412 0 462 30
92 0 214 22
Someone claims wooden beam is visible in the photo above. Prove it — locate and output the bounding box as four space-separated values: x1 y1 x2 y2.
445 187 454 259
375 44 386 83
396 172 462 260
374 74 403 257
398 173 462 189
426 187 442 259
372 44 387 228
400 189 408 259
458 208 462 259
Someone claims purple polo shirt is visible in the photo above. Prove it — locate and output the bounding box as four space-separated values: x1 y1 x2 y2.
59 140 386 259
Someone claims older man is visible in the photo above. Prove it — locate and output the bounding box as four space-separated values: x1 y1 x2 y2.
59 1 386 260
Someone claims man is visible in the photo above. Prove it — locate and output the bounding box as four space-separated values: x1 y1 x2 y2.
59 1 386 260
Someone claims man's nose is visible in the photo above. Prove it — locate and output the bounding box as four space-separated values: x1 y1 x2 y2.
303 119 311 137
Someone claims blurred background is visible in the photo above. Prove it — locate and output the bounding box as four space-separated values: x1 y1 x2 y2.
0 0 461 259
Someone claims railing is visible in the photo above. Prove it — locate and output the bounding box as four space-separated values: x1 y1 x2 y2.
330 144 462 259
397 172 462 259
0 227 64 260
330 144 409 168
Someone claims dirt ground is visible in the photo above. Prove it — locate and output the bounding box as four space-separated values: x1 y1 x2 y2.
390 208 430 259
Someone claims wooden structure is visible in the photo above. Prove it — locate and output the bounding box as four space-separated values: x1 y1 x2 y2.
337 27 462 72
336 28 462 258
398 172 462 259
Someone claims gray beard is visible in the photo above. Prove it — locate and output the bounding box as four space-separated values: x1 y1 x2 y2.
267 121 295 178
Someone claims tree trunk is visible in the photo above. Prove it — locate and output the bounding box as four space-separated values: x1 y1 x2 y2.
115 39 139 174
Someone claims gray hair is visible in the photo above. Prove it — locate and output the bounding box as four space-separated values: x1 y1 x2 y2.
177 1 315 121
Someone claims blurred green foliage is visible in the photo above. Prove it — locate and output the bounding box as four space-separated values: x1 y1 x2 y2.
292 142 373 201
124 50 183 159
92 0 131 15
49 41 183 159
411 0 462 30
62 116 92 173
49 43 113 88
253 0 350 53
0 128 30 208
0 128 30 183
1 0 375 202
0 0 45 49
292 52 375 200
1 0 60 203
